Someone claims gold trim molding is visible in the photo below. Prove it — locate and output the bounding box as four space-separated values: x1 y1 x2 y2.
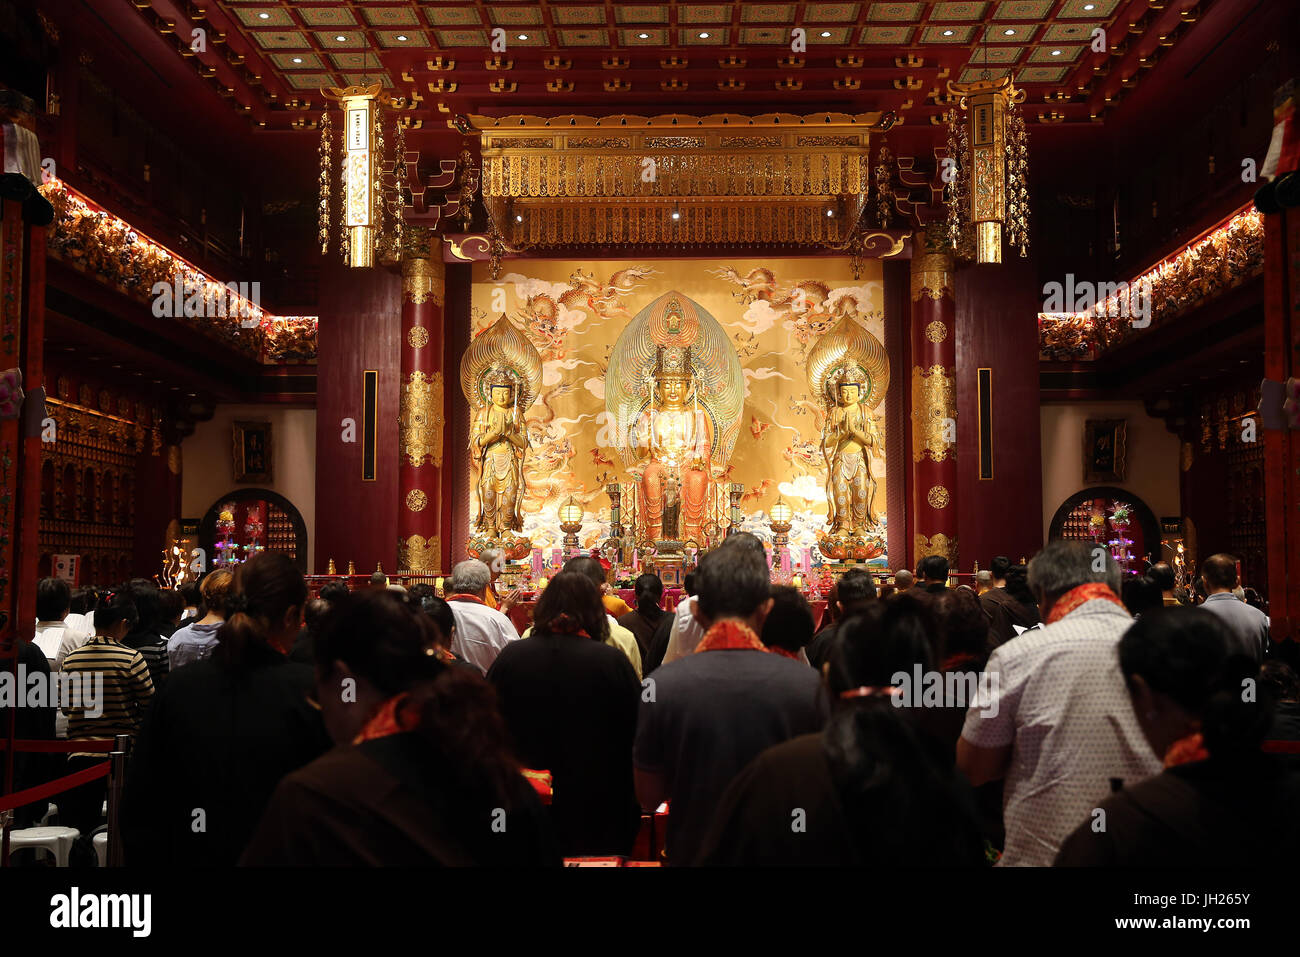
399 534 441 573
915 532 957 565
926 486 950 509
407 326 430 349
399 371 445 468
405 489 428 512
924 320 948 343
910 251 953 301
910 364 956 462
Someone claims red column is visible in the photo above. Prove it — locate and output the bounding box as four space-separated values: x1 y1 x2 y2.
397 229 446 574
1264 204 1299 641
910 224 959 571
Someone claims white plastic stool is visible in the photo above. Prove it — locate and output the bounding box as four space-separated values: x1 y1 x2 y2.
92 832 108 867
5 826 81 866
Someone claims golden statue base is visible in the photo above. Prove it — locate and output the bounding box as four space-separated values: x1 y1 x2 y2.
468 531 533 563
817 529 886 563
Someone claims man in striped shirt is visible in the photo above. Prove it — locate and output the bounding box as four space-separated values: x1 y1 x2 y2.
59 592 155 837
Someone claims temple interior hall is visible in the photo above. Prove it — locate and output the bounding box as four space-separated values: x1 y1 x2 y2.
1 0 1299 893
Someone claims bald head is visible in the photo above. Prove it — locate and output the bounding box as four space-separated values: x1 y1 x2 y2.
894 569 914 591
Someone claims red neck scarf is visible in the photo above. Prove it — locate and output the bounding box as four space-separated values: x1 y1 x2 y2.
1046 582 1126 625
695 619 771 654
1163 731 1209 768
446 593 485 605
353 692 420 745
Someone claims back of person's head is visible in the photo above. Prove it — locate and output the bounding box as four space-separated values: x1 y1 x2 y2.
917 555 949 583
634 572 663 609
563 555 607 589
1200 554 1238 592
178 581 202 611
721 530 766 559
975 570 992 589
893 569 914 591
1121 575 1163 617
480 548 503 576
70 585 98 617
158 588 185 627
762 585 814 654
127 578 163 634
695 544 771 625
1003 564 1035 607
1261 660 1300 705
1243 587 1265 611
836 568 877 610
319 580 350 604
448 559 491 596
304 598 332 634
418 594 457 647
532 571 609 642
1120 607 1271 760
930 587 990 669
990 556 1012 581
682 572 697 597
218 552 308 668
93 584 139 635
1147 561 1176 592
313 589 522 815
1027 540 1120 609
822 598 970 862
406 582 435 605
369 570 387 587
36 577 71 622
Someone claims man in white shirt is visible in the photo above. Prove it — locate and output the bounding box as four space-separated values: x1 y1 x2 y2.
1197 554 1269 663
33 577 91 671
957 541 1162 866
444 559 520 675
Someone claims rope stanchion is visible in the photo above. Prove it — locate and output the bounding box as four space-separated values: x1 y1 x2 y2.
0 761 109 814
0 738 115 753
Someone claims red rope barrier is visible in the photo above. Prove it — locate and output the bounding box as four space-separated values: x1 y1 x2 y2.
0 761 109 813
1263 740 1300 754
0 738 115 753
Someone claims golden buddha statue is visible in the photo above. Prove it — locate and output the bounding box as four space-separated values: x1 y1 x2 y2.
472 365 529 536
823 370 880 533
636 345 712 542
460 315 543 548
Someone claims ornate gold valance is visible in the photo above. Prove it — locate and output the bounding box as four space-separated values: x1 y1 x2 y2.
466 112 894 248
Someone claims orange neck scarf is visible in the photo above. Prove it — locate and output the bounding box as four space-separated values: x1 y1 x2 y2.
695 619 771 654
1163 731 1209 768
353 692 420 745
1046 582 1126 625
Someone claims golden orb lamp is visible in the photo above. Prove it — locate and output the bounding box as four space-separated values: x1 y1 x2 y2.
559 496 584 551
769 496 794 548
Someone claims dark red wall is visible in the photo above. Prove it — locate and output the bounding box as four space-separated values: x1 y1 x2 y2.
956 257 1044 568
314 265 401 574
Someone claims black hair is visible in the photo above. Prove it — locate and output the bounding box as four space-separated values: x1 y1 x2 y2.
1121 575 1163 617
369 571 387 586
821 600 978 863
1003 564 1036 607
634 573 664 610
836 568 877 607
930 587 990 670
695 545 770 623
69 586 98 617
563 555 607 589
917 554 949 582
36 577 71 622
127 579 164 635
532 571 610 642
762 585 814 654
157 587 185 626
1119 607 1273 759
682 572 697 597
1200 554 1239 592
720 531 765 557
1147 562 1176 592
94 584 140 633
319 580 350 604
178 581 202 610
217 552 308 669
1260 661 1300 705
418 594 457 645
406 582 436 605
314 589 527 821
990 556 1012 580
304 598 332 634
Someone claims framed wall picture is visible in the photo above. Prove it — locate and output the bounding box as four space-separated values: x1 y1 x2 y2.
1084 419 1127 484
233 420 273 483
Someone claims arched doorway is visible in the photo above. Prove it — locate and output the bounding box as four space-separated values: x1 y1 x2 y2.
1047 487 1162 574
199 489 308 574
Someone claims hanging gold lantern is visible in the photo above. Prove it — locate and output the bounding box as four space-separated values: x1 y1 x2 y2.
945 75 1030 264
320 82 402 269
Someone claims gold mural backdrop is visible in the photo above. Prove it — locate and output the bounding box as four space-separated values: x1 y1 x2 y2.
469 256 888 561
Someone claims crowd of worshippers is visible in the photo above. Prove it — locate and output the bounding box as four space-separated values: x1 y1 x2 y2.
7 537 1298 867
